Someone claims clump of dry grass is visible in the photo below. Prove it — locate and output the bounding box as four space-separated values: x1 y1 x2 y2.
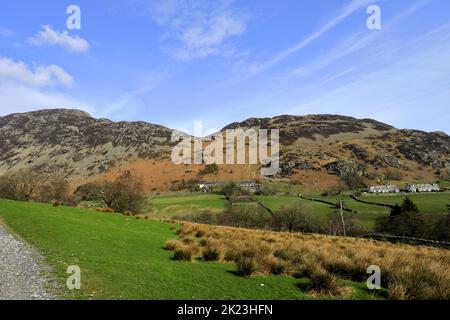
202 246 221 261
164 239 181 251
265 256 288 275
173 245 195 261
236 256 256 277
165 222 450 299
307 267 342 296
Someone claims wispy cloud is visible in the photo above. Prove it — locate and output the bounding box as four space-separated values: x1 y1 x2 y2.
146 0 247 60
28 25 90 53
0 57 73 88
0 83 93 116
0 56 91 116
239 0 373 79
289 0 430 81
288 23 450 133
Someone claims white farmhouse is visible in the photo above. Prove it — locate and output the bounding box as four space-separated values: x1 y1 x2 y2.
367 184 400 194
405 183 440 193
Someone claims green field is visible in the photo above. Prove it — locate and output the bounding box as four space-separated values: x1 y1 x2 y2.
0 199 375 300
146 193 227 217
360 193 450 213
257 192 450 228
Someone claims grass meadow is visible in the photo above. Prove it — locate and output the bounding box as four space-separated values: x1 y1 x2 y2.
146 193 227 218
257 192 449 228
0 199 352 300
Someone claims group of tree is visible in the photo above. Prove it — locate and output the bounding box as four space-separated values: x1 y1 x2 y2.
0 169 145 214
375 197 450 241
184 201 365 237
0 170 69 203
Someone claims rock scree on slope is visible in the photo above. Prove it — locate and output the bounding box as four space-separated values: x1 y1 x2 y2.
0 225 54 300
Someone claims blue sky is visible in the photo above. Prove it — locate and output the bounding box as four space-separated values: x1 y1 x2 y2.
0 0 449 134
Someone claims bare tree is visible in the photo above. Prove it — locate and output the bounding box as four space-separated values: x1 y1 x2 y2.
102 170 145 214
0 170 43 201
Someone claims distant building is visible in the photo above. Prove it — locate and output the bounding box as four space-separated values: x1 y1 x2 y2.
237 180 259 193
367 184 400 194
197 180 259 193
197 182 224 192
405 183 440 193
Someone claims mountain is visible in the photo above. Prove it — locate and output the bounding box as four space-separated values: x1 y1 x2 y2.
0 109 174 177
0 109 448 191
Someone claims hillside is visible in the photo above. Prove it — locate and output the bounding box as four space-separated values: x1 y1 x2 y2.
0 109 449 191
0 109 174 177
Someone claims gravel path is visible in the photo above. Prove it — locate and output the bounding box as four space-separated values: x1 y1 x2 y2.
0 225 53 300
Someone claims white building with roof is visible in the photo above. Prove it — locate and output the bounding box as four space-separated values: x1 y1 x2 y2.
405 183 440 193
367 184 400 194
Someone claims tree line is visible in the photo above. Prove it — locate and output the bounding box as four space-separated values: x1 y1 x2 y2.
0 169 145 214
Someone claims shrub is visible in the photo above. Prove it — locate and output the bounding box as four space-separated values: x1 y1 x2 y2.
268 259 287 275
294 264 313 279
173 247 193 261
224 249 239 262
327 212 364 237
73 182 103 201
272 203 324 233
307 268 341 296
388 283 409 300
35 175 69 203
236 257 256 277
430 214 450 241
52 201 62 207
273 249 297 262
240 248 257 258
195 230 205 238
199 238 208 247
182 237 195 245
202 246 221 261
0 170 43 201
102 170 145 214
164 239 180 251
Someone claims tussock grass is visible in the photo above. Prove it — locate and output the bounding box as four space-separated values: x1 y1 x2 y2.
164 239 181 251
202 246 221 261
236 257 256 277
173 246 195 261
165 222 450 299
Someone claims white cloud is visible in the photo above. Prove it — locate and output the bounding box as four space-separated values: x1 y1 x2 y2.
0 83 93 116
28 25 90 53
0 56 89 117
147 0 247 60
0 57 73 88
